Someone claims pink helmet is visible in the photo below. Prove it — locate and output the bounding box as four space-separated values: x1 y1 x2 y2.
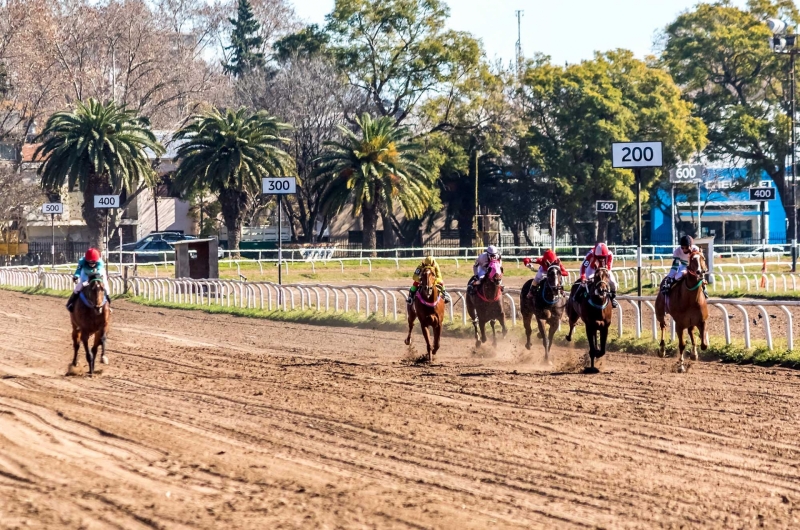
594 243 609 257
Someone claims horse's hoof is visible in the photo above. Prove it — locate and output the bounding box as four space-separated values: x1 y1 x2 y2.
525 343 531 350
481 337 487 344
404 338 411 346
658 342 666 358
565 335 572 342
701 343 708 351
678 364 687 374
101 355 109 365
536 332 543 339
475 340 481 348
690 351 699 362
583 366 600 374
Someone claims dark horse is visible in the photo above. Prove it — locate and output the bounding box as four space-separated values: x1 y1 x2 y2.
656 250 708 373
71 273 111 376
521 264 567 363
404 266 446 362
565 268 613 373
466 258 507 347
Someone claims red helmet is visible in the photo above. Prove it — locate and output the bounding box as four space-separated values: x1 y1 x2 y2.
85 248 101 262
542 249 557 264
593 243 609 257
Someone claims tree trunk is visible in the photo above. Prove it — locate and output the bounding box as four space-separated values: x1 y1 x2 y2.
362 202 378 257
153 188 160 233
219 188 250 258
511 222 521 253
381 211 395 249
597 214 609 243
81 172 111 252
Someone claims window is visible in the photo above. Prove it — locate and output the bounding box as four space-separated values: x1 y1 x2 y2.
147 241 172 251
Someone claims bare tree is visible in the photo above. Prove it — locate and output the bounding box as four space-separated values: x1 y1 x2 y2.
0 166 44 234
236 55 358 242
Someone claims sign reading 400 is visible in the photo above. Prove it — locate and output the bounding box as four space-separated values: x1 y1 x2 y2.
749 187 776 201
94 195 120 208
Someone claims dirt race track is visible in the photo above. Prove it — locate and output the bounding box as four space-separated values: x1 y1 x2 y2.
2 290 800 529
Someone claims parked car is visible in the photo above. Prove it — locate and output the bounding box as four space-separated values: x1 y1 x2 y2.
737 245 787 258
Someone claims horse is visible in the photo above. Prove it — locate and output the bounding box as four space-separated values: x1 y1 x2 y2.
404 266 446 362
656 250 708 373
466 258 507 347
70 273 111 376
565 268 613 373
521 264 567 363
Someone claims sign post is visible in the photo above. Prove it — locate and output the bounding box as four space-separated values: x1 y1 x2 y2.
749 186 776 274
94 195 120 262
262 177 297 287
668 165 705 246
549 208 557 250
596 201 618 243
612 142 663 301
42 203 64 267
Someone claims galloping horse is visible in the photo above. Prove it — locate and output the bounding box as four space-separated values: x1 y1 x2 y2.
466 258 507 347
566 268 613 373
521 264 567 362
405 266 446 362
656 250 708 373
71 273 111 375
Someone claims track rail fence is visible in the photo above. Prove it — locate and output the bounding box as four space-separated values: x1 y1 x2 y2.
0 268 796 352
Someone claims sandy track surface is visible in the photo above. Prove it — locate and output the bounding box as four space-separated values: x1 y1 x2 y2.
1 290 800 529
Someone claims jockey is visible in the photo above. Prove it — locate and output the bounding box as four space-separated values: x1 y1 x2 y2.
523 249 568 299
579 242 618 308
408 255 451 304
66 248 111 312
661 235 706 296
472 244 502 286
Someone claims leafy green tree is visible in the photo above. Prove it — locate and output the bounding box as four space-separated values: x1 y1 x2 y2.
316 113 434 254
172 107 293 255
35 99 163 250
661 0 799 240
324 0 481 123
224 0 265 77
521 51 707 243
273 24 331 62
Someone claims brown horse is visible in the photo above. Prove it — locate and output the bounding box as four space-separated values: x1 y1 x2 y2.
466 258 507 347
404 266 445 362
656 250 708 373
71 273 111 376
565 268 613 373
521 264 567 363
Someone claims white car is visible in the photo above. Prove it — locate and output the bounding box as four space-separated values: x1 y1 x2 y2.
737 245 787 258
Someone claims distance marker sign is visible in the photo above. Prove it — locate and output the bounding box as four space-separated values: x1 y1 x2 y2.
669 164 705 184
596 200 618 213
262 177 297 194
94 195 120 208
611 142 663 168
749 187 776 201
42 203 63 215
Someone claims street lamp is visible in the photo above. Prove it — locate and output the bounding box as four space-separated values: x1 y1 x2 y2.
769 18 799 271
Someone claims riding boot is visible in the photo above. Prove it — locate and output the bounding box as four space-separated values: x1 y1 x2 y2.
610 290 619 309
527 281 538 299
443 291 452 304
66 292 79 312
407 288 414 305
703 284 709 299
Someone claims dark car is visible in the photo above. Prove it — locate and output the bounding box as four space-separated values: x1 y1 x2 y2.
114 232 195 262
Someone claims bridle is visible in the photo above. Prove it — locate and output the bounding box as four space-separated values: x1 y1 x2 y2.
586 268 610 310
684 251 706 291
539 264 564 306
80 276 107 315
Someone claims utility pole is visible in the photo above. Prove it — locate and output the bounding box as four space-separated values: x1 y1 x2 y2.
515 10 524 80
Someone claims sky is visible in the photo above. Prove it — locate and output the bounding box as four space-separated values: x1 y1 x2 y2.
291 0 749 65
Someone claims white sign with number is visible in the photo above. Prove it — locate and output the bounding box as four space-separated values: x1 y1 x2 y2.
611 142 663 168
669 164 705 184
596 200 618 213
749 187 776 201
262 177 297 194
94 195 120 208
42 203 63 215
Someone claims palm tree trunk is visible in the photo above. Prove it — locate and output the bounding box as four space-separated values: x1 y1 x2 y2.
82 172 111 252
219 188 250 259
362 202 378 257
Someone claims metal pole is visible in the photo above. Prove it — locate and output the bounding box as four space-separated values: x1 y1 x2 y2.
474 149 479 247
697 182 702 237
104 211 109 261
671 184 676 246
51 214 55 268
636 169 642 301
762 200 767 266
278 194 282 286
792 51 797 271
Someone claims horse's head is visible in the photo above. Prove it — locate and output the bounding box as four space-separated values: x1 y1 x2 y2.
487 258 503 285
83 273 106 315
418 266 436 298
687 250 707 278
546 263 562 290
592 268 611 300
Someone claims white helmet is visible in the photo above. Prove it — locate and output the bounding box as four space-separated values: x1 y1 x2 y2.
486 245 498 255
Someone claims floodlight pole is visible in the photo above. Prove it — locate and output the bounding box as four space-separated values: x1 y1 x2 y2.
791 51 797 271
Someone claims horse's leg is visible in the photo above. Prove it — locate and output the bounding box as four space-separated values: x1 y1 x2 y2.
523 313 533 350
599 324 609 362
432 320 442 360
420 321 433 362
489 320 497 346
535 318 548 360
479 319 488 344
100 333 108 364
677 327 686 373
688 325 698 362
585 325 599 374
547 319 559 365
468 300 481 347
656 294 667 358
83 335 94 376
699 319 708 351
498 312 507 338
565 299 579 342
71 327 81 367
404 306 416 346
91 332 103 372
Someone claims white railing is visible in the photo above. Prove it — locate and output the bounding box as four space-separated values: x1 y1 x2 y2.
648 271 800 293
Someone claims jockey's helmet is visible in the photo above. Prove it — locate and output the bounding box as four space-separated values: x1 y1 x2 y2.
422 255 435 266
680 235 693 248
85 248 101 264
542 249 557 264
486 245 498 256
594 243 609 257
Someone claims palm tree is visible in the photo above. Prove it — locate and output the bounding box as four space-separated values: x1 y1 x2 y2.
36 99 163 251
316 113 434 255
172 107 293 256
